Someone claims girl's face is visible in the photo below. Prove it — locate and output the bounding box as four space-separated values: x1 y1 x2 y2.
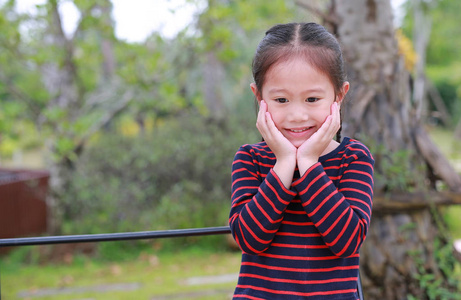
251 57 349 148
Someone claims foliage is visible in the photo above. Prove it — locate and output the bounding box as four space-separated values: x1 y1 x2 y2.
444 206 461 240
407 209 461 300
401 0 461 125
396 29 418 71
426 64 461 125
61 111 259 249
360 136 426 192
0 0 306 241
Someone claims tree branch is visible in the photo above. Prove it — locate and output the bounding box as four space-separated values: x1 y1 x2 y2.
295 0 338 25
425 77 451 126
373 191 461 214
413 126 461 192
73 88 135 155
70 3 99 41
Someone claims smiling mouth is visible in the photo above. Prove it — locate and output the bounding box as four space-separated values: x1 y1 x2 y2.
288 127 313 133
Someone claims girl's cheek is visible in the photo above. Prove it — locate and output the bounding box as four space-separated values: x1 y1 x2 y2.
269 114 281 129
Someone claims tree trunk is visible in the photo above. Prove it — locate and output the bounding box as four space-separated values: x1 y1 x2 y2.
43 0 81 234
412 0 432 123
322 0 461 298
202 51 226 120
99 1 116 82
42 0 121 234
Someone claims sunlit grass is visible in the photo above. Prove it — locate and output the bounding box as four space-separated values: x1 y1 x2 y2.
428 125 461 263
1 248 241 300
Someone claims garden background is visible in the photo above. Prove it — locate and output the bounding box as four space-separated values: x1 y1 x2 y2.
1 0 460 299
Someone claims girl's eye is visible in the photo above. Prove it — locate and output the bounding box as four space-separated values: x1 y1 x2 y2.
306 97 320 103
275 98 288 103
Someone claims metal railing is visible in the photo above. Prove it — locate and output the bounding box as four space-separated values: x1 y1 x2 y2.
0 226 231 247
0 226 364 300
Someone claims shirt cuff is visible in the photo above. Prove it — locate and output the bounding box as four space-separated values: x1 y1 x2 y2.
268 168 297 197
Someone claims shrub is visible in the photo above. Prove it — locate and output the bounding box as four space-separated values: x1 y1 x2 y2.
62 112 259 252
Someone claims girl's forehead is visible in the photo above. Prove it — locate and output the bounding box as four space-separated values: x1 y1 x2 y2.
272 56 313 69
266 57 329 82
262 52 338 85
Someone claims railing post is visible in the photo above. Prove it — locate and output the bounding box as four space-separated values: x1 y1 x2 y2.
358 270 364 300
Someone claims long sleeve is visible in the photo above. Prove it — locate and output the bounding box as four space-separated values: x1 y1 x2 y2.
229 144 296 254
292 143 374 257
230 138 374 299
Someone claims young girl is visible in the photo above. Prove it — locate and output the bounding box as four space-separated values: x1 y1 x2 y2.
229 22 374 299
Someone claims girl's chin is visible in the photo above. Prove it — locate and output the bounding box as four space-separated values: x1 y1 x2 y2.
283 131 314 148
289 139 308 148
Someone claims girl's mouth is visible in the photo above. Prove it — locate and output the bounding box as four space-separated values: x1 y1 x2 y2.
288 127 313 133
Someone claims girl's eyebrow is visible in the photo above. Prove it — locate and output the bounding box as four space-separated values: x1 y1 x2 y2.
267 87 326 94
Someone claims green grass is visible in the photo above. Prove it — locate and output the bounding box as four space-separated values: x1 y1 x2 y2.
428 126 461 240
428 126 461 291
428 125 461 172
443 206 461 240
1 247 242 300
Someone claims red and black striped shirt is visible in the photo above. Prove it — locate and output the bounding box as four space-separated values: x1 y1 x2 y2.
229 137 374 299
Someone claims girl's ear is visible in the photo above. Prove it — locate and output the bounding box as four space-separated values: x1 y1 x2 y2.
337 81 350 108
250 83 262 103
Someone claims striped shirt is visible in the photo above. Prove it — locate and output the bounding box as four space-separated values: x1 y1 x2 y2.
229 137 374 299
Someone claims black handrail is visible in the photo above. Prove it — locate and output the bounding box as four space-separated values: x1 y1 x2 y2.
0 226 231 247
0 226 365 299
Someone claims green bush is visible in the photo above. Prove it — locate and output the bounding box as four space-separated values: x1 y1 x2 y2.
427 65 461 126
62 112 259 253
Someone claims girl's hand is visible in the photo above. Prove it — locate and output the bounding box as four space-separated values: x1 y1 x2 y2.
256 100 296 188
297 102 341 175
256 100 297 160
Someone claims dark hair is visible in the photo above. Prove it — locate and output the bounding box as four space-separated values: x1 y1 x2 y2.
252 22 347 142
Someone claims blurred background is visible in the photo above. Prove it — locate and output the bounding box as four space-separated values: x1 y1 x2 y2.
0 0 460 299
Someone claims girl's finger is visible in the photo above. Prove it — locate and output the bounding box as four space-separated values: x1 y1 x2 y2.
256 101 266 127
324 102 340 136
256 100 271 139
317 113 337 142
265 111 278 132
257 101 265 122
333 102 341 132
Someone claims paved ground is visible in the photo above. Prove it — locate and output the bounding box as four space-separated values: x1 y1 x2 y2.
150 288 234 300
17 282 142 298
17 273 239 299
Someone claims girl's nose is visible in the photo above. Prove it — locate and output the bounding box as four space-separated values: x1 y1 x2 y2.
288 105 309 122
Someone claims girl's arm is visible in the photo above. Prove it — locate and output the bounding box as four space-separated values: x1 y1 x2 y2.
293 145 374 258
229 145 296 254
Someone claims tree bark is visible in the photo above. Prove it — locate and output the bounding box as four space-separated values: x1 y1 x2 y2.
320 0 461 298
412 0 432 122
